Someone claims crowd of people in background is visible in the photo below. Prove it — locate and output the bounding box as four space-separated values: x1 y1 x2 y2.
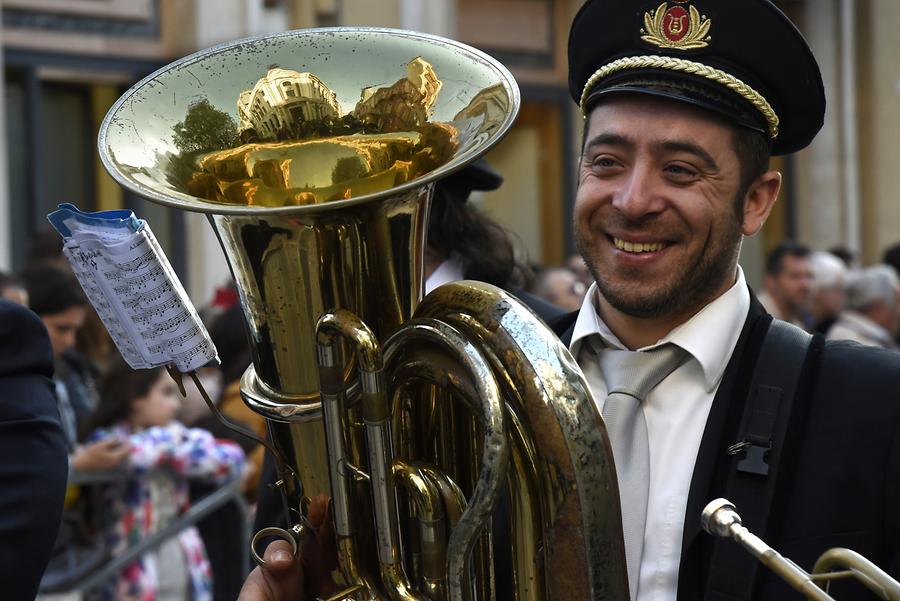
755 241 900 349
1 233 252 601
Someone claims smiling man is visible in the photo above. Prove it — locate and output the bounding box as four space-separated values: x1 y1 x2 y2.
547 1 900 601
237 2 900 601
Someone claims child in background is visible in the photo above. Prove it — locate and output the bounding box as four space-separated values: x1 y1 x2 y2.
85 359 246 601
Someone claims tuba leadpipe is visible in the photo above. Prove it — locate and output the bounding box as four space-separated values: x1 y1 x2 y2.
99 27 628 600
702 498 900 600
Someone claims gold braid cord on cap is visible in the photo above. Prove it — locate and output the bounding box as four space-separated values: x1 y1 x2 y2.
579 55 779 139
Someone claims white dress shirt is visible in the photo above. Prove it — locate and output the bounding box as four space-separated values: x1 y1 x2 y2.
425 255 464 294
569 267 750 601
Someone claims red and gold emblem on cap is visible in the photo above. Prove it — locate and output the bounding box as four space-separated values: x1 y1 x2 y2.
640 2 712 50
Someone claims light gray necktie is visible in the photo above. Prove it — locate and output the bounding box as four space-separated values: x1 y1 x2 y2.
594 341 687 599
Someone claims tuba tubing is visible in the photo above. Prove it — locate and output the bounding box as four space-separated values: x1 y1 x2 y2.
702 498 900 600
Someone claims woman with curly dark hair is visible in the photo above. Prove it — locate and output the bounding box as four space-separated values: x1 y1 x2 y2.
424 159 533 292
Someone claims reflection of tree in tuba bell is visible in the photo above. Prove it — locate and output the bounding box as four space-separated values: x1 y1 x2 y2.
99 28 627 601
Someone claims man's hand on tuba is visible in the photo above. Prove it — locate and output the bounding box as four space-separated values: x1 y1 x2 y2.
239 494 339 601
238 538 304 601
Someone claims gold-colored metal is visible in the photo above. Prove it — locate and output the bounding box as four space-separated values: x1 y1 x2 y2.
640 2 712 51
99 27 627 601
702 498 900 600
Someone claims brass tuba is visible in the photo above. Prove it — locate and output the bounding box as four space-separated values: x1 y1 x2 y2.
99 28 627 601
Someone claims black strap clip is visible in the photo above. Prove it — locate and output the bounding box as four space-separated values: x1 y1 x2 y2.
727 439 773 476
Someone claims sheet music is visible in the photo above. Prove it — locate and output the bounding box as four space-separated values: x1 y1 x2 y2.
49 204 219 372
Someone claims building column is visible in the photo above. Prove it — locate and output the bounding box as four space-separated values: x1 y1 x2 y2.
0 26 11 270
858 0 900 262
794 0 848 252
400 0 457 37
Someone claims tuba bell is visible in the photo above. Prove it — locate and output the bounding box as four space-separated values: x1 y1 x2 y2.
99 27 627 601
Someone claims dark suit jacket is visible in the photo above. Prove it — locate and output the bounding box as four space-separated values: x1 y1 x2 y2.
549 292 900 600
0 300 69 601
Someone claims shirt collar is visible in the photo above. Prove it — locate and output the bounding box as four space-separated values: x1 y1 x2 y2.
569 267 750 392
425 255 465 294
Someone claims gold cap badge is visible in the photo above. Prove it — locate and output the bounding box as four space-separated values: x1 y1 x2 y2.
640 2 712 50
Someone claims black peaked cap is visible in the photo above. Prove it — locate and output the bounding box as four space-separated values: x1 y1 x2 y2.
439 158 503 200
568 0 826 155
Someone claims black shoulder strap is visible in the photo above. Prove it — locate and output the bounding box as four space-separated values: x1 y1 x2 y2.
703 319 812 601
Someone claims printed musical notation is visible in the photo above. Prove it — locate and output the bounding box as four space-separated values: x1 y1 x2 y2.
48 204 219 372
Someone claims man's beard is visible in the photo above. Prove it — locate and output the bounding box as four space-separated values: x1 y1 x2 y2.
576 217 743 320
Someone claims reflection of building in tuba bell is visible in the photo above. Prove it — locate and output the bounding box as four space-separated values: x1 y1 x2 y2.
237 68 340 142
453 83 512 142
353 57 442 131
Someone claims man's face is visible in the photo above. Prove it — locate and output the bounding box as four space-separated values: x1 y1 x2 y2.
770 255 813 313
574 95 750 321
41 306 87 358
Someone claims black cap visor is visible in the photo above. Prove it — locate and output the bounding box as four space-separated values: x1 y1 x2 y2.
583 70 770 139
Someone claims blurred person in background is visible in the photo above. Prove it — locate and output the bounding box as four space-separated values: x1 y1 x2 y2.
829 245 858 269
882 242 900 279
0 299 69 601
566 252 593 290
882 242 900 345
26 228 116 371
827 265 900 350
424 159 532 293
424 160 561 330
758 241 813 329
20 264 100 438
532 265 587 311
85 360 246 601
808 251 848 335
174 366 225 430
198 281 241 328
19 264 127 466
0 271 29 306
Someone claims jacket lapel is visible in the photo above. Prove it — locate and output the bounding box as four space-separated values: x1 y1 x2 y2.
548 310 579 345
677 293 770 598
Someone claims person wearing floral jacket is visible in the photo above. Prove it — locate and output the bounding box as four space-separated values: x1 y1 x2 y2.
86 361 246 601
